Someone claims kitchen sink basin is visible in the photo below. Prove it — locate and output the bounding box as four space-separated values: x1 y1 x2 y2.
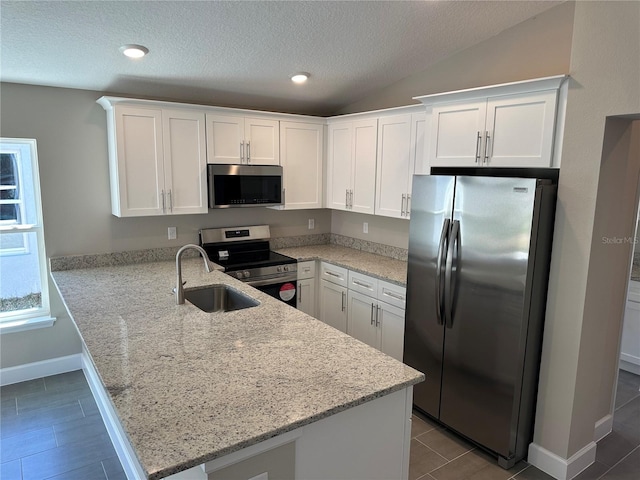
183 284 259 313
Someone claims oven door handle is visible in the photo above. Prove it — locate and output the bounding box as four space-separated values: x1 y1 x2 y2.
245 276 298 287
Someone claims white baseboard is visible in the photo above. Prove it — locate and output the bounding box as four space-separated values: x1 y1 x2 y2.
594 414 613 443
0 354 82 386
528 441 597 480
620 357 640 375
81 346 146 480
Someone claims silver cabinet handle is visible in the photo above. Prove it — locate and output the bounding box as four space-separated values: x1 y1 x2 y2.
341 291 346 311
401 194 406 216
383 290 404 301
167 189 172 212
352 279 372 289
371 303 376 325
345 189 349 208
484 131 490 164
247 140 251 163
298 282 302 303
161 190 166 213
240 141 245 163
376 305 381 327
475 131 482 163
325 271 341 278
351 190 354 209
406 194 411 217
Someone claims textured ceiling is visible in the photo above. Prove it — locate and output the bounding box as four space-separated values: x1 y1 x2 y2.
0 0 562 116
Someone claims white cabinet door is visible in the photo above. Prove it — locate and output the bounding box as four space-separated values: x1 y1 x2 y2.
245 117 280 165
326 119 377 213
162 109 208 214
326 123 353 211
375 114 412 219
484 90 556 168
280 122 323 209
206 115 280 165
205 114 244 164
351 119 378 215
347 290 378 350
429 100 487 167
621 298 640 373
298 278 316 319
113 106 165 217
411 112 428 176
378 301 405 361
319 280 348 333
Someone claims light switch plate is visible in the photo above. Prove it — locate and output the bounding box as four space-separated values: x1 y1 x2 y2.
308 218 315 230
168 227 177 240
363 222 368 234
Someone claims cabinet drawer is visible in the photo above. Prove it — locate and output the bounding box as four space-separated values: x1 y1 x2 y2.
377 280 406 309
320 262 348 287
298 261 316 280
348 271 378 297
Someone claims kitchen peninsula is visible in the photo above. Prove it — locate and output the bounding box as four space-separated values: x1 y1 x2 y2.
51 258 423 480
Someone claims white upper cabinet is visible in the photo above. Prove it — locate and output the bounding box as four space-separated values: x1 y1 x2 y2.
99 98 207 217
375 113 426 219
326 119 377 214
206 114 280 165
279 121 323 210
415 75 567 169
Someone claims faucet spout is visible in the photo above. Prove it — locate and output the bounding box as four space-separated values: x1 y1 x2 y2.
175 244 211 305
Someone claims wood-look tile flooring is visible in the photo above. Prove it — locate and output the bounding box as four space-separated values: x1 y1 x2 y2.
0 370 125 480
409 369 640 480
1 369 638 480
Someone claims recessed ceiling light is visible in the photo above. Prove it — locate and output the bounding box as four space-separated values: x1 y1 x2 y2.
291 73 310 84
120 44 149 59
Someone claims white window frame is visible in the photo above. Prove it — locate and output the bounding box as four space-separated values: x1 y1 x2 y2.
0 146 28 255
0 138 54 332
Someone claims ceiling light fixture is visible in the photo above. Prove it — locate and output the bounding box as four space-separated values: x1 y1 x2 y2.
291 72 310 84
120 44 149 59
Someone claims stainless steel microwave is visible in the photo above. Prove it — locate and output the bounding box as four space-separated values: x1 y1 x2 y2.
207 164 283 208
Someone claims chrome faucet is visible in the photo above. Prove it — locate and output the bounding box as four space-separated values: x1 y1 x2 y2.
175 244 212 305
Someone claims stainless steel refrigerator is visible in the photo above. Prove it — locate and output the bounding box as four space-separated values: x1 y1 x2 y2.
404 168 557 468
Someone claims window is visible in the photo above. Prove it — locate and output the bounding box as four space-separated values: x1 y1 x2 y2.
0 138 53 331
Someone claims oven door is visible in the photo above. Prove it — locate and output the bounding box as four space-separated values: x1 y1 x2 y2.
247 278 297 308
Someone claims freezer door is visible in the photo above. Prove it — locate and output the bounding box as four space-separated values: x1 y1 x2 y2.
439 176 538 458
404 174 455 417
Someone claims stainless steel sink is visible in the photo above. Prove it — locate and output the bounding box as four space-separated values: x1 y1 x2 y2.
183 284 259 313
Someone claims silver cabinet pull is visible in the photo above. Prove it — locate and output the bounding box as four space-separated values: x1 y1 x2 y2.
401 194 406 216
352 280 372 289
240 141 245 163
161 190 166 213
484 131 491 164
383 290 404 301
475 131 482 163
406 194 411 217
325 271 340 278
376 305 381 327
247 140 251 163
371 303 376 325
167 189 173 212
341 291 346 311
345 189 349 208
298 282 302 303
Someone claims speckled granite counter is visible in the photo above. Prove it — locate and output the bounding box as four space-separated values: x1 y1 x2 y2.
51 259 423 480
274 244 408 286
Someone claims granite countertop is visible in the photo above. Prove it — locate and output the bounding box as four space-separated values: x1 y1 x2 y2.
51 259 423 480
275 244 408 286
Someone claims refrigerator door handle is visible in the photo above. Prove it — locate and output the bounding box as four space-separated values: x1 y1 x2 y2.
444 220 460 329
435 218 450 326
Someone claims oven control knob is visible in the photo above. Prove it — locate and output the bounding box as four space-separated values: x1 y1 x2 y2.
276 266 282 272
283 265 289 272
243 271 251 278
236 272 244 279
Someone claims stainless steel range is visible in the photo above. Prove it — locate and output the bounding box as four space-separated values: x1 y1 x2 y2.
199 225 298 307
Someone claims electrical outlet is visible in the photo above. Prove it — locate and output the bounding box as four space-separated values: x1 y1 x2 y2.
308 218 315 230
168 227 177 240
363 222 368 234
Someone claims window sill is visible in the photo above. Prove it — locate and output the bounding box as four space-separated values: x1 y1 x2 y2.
0 316 56 334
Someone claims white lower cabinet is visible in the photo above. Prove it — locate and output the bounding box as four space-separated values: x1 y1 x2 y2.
297 261 317 319
621 281 640 374
320 280 348 333
317 263 406 360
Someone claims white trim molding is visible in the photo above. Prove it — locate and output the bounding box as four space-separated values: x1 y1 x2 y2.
594 414 614 443
0 353 81 386
528 441 597 480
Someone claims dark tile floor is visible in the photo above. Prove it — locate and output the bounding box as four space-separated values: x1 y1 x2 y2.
0 370 125 480
409 369 640 480
1 369 638 480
